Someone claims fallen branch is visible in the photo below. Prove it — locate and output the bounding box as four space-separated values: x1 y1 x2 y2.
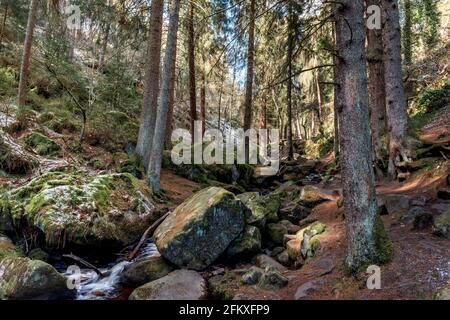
127 212 170 261
63 253 106 277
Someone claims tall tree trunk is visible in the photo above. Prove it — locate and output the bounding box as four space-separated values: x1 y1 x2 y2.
367 0 387 175
17 0 40 107
286 2 294 160
148 0 181 192
165 29 178 148
187 0 197 142
136 0 164 169
332 25 340 158
200 64 206 135
335 0 390 273
98 21 111 71
1 4 9 45
243 0 256 161
382 0 409 179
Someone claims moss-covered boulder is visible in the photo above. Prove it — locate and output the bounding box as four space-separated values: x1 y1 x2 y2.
226 225 261 259
129 270 207 300
236 192 280 229
0 256 72 299
299 221 326 259
23 132 61 157
120 255 174 287
258 268 288 290
299 186 333 208
154 187 247 270
279 201 311 224
0 170 158 249
432 210 450 238
0 133 36 174
241 266 263 285
266 222 288 245
209 271 239 300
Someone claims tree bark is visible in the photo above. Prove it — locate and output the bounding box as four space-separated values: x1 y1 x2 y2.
17 0 40 107
335 0 384 273
187 0 197 142
148 0 181 193
165 27 178 149
366 0 387 173
332 25 340 158
136 0 164 170
402 0 412 65
382 0 409 179
243 0 256 161
200 63 206 135
98 21 111 71
286 2 294 160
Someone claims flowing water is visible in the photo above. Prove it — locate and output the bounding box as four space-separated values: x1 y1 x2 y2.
63 240 159 300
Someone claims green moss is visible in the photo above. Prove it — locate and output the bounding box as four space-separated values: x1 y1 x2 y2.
23 132 61 157
374 214 393 264
208 271 238 300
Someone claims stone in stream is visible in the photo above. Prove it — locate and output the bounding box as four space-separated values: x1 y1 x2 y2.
129 270 207 300
0 171 158 249
226 226 262 260
120 255 174 287
154 187 247 270
432 210 450 238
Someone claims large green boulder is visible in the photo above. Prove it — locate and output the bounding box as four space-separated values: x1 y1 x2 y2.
0 170 158 248
154 187 247 270
236 192 280 229
0 256 72 300
226 225 261 259
129 270 207 300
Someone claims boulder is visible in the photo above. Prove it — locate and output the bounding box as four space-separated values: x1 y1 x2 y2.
286 239 301 260
209 271 239 300
254 254 287 272
266 222 288 245
432 210 450 238
28 248 50 262
299 186 334 208
258 268 288 290
226 226 261 259
129 270 207 300
0 256 72 299
397 206 429 225
241 266 263 285
383 194 410 214
236 192 280 228
154 187 247 270
299 222 326 259
276 250 290 265
120 255 174 287
0 171 157 249
279 202 311 224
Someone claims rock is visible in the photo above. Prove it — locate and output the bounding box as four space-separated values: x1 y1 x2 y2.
437 189 450 200
270 247 284 257
397 206 429 225
0 257 72 299
299 186 333 208
154 187 247 270
383 194 410 214
434 285 450 300
412 212 434 230
313 258 335 276
299 222 326 259
209 271 239 300
120 256 174 287
23 132 61 157
286 239 301 260
432 210 450 238
236 192 280 228
294 279 324 299
254 254 287 272
1 171 157 249
266 222 288 245
28 248 50 262
258 268 288 289
279 202 311 224
227 226 262 260
129 270 207 300
276 250 290 265
241 267 263 285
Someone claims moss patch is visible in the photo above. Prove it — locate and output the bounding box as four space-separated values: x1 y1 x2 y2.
23 132 61 157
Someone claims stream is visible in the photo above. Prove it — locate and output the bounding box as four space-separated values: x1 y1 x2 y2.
62 239 159 300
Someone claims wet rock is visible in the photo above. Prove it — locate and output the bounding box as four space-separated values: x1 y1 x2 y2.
1 171 157 249
120 256 174 287
0 257 72 300
254 254 287 272
154 187 247 270
258 268 288 289
383 194 410 214
28 248 50 262
437 189 450 200
432 210 450 238
241 267 263 285
412 212 434 230
227 226 262 260
236 192 280 229
129 270 207 300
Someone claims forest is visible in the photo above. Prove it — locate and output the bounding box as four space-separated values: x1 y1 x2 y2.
0 0 449 301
